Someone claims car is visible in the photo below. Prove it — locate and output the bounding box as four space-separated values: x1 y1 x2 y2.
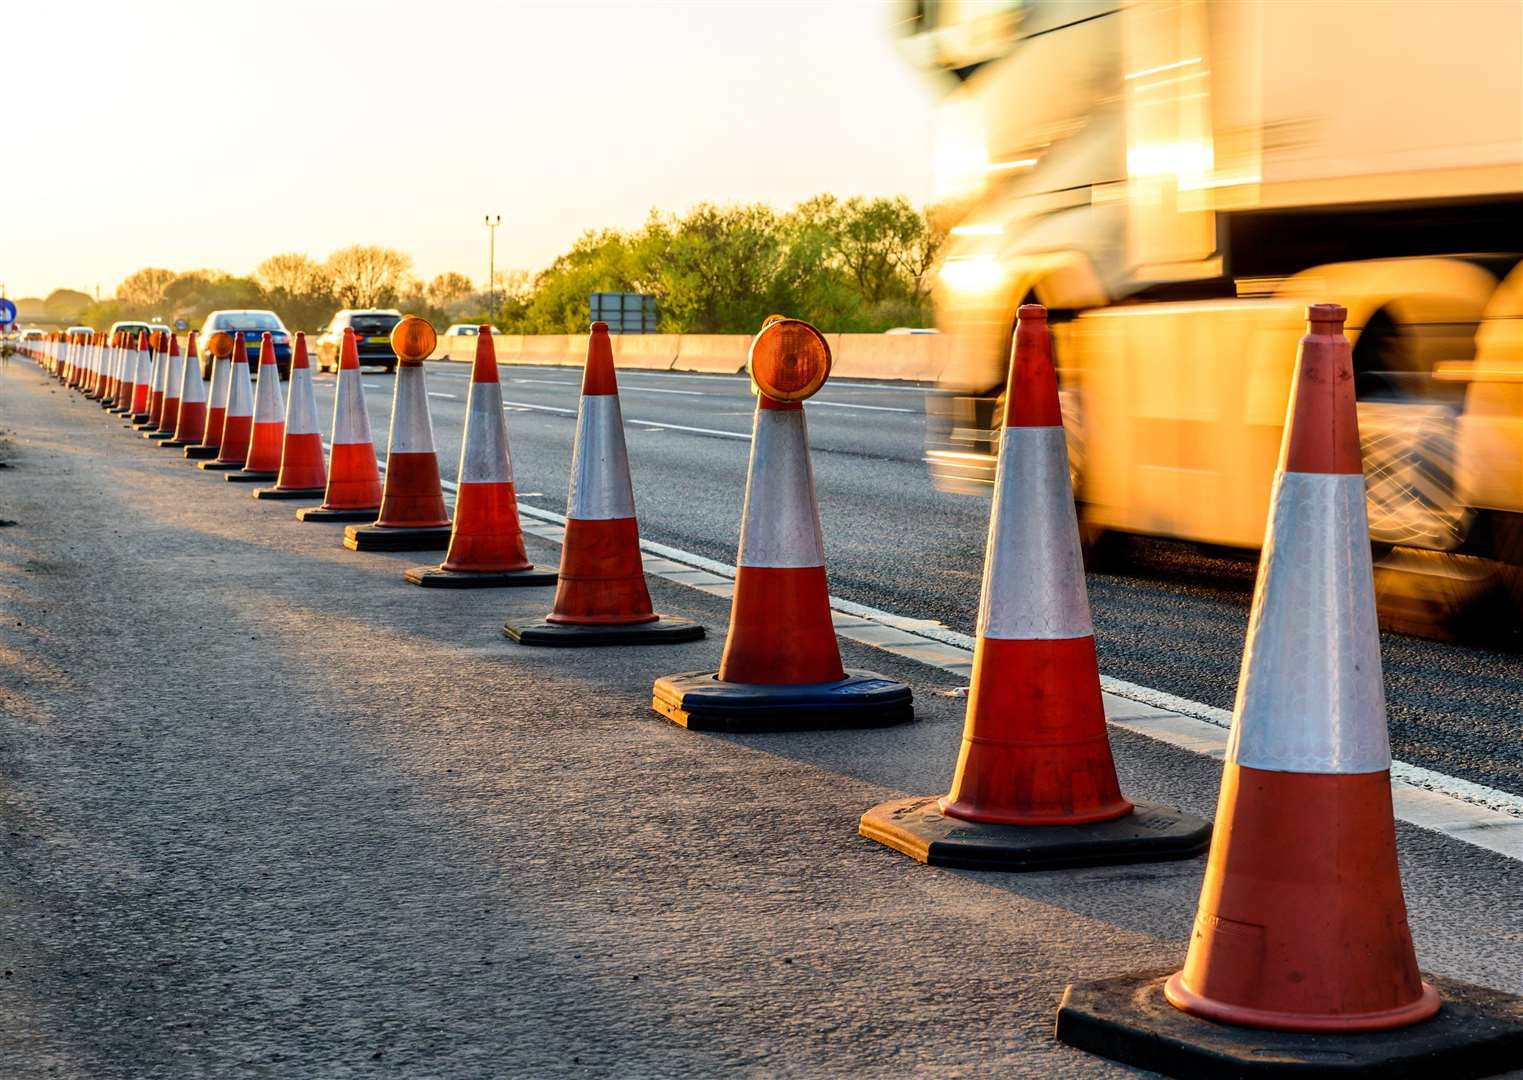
442 324 503 337
109 320 170 348
195 310 293 379
315 309 403 373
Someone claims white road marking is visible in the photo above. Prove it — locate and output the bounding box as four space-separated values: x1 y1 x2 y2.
502 399 576 415
427 392 458 400
627 418 750 441
513 378 578 387
807 400 914 413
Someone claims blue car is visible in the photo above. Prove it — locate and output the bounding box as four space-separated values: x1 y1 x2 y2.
196 310 293 379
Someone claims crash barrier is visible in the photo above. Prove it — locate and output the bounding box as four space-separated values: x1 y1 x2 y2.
19 310 1523 1080
428 330 949 382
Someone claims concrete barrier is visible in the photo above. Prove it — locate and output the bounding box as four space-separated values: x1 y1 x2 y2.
612 333 679 371
432 331 946 382
673 335 749 375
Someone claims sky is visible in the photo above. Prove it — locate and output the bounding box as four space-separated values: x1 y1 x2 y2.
4 0 939 301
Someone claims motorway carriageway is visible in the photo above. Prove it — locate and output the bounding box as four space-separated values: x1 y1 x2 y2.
310 361 1523 802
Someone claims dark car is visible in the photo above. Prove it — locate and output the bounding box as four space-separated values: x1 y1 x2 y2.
197 310 293 379
315 309 402 373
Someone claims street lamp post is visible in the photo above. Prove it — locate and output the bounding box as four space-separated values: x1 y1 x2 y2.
485 214 501 325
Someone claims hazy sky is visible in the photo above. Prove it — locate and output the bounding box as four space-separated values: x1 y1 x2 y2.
6 0 938 300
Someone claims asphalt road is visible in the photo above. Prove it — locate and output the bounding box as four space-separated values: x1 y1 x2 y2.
310 359 1523 800
3 359 1522 1079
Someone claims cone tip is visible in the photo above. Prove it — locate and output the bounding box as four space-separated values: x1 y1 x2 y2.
1018 303 1048 321
590 321 609 335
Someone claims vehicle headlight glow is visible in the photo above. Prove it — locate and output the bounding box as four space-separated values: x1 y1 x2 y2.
939 255 1006 294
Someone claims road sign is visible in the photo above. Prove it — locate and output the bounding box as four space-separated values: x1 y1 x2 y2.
0 299 16 328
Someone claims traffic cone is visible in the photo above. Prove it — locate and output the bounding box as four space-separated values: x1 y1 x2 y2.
186 332 232 459
140 333 168 430
503 322 700 635
404 327 556 586
858 305 1209 869
106 333 134 410
164 332 206 449
226 332 285 482
297 327 382 522
94 333 117 401
254 332 327 500
344 316 453 551
651 317 910 732
112 332 143 415
127 332 156 425
200 332 254 471
146 334 182 440
1051 304 1523 1078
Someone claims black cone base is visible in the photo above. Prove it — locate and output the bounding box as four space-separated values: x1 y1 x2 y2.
859 797 1210 872
183 445 219 459
130 415 152 426
198 459 242 471
225 469 277 483
252 486 326 500
343 523 452 552
296 505 379 523
651 670 912 733
507 614 703 646
1055 969 1523 1079
159 438 192 448
143 431 172 440
405 564 558 589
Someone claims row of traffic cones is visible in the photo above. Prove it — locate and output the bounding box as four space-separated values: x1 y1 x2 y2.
20 306 1520 1077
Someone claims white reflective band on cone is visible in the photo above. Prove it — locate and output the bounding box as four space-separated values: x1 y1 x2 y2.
165 351 183 398
458 378 512 484
566 394 634 519
180 351 206 404
136 348 151 385
978 426 1094 641
331 371 373 445
285 366 319 435
225 359 253 417
252 360 285 421
1228 470 1391 774
736 407 826 569
207 357 231 411
387 366 436 454
149 351 166 396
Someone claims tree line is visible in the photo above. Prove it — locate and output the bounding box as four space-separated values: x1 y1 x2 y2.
22 194 945 335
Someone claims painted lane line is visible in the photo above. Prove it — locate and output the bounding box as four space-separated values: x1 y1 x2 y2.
502 399 576 415
807 401 914 413
626 418 751 441
513 378 579 387
427 392 458 400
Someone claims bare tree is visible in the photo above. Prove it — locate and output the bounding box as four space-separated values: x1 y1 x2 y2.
255 253 331 297
425 271 475 309
325 245 413 308
116 268 177 308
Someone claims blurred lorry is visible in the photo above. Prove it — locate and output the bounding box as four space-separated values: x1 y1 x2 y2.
903 0 1523 637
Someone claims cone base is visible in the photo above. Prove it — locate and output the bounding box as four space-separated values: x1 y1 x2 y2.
405 565 558 589
1055 969 1523 1080
858 796 1209 872
507 615 703 647
252 486 327 500
142 431 172 441
651 670 912 733
198 460 243 471
343 523 453 552
183 445 219 459
296 505 379 523
130 415 152 427
225 469 278 483
159 438 193 448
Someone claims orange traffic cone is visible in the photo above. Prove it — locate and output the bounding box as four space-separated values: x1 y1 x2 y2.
1053 304 1523 1077
186 332 233 459
139 332 168 430
504 322 700 638
404 327 556 586
297 328 382 522
110 332 143 414
651 317 910 732
164 332 206 449
344 316 453 551
95 332 117 403
127 331 158 425
201 332 255 471
227 331 285 482
146 334 182 441
858 305 1209 869
254 332 326 500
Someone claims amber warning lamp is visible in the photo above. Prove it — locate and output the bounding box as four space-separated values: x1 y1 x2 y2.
748 316 831 402
207 331 235 359
391 315 437 365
